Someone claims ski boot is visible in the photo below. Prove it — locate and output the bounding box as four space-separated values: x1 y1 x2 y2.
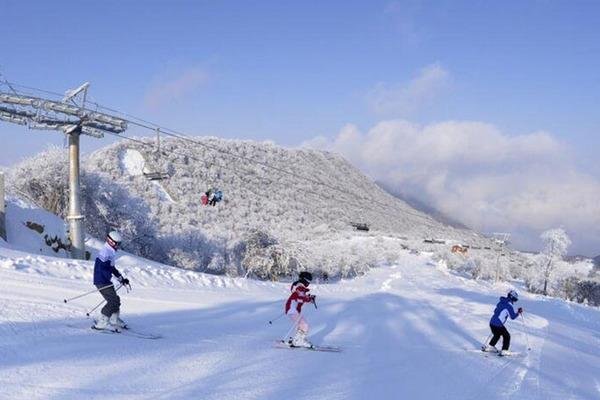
498 350 511 357
291 330 313 348
110 312 128 329
481 344 499 353
93 314 111 330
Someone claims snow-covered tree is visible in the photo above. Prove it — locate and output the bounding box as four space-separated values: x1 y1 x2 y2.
7 146 69 215
530 228 572 295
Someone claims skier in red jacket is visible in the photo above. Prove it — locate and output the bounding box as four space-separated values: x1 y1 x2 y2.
285 271 315 347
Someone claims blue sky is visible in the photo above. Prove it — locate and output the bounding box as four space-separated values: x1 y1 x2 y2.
1 1 599 254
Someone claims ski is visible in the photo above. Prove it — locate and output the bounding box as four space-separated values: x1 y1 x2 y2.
90 325 163 340
80 320 163 340
120 327 163 340
496 351 522 358
463 349 498 358
91 325 121 334
467 348 524 358
479 346 500 355
274 340 342 353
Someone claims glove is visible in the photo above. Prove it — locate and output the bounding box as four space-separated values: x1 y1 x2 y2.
518 307 523 314
309 294 316 302
119 277 130 286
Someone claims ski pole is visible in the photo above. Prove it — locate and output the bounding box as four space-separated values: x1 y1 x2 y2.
85 284 123 317
86 298 106 317
520 313 532 351
268 312 285 325
63 283 114 303
480 333 492 350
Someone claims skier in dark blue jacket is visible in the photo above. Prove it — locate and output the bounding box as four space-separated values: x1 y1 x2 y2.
92 231 130 331
482 290 523 356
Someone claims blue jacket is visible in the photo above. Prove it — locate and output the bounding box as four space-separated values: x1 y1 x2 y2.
490 296 518 327
93 243 121 286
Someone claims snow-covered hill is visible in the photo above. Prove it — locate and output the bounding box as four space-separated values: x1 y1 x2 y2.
7 138 504 278
0 203 598 400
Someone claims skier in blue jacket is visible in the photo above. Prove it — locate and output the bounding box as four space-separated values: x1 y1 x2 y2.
92 231 130 331
482 290 523 356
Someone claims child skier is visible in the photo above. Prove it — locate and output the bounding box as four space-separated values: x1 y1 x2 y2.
284 271 316 348
482 290 523 356
92 231 130 331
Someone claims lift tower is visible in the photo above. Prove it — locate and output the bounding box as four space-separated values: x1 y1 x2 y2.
0 82 128 259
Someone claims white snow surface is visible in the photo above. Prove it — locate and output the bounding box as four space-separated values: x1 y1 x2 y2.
1 211 599 399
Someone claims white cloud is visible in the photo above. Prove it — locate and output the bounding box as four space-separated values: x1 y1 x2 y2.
302 119 600 255
367 63 449 116
144 67 209 109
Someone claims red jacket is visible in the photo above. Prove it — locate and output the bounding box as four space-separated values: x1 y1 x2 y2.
285 281 313 314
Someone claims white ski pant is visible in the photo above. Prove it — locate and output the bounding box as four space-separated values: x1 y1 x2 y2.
288 313 309 333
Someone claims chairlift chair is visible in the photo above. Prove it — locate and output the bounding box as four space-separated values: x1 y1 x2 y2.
143 171 170 181
350 222 370 231
142 129 170 181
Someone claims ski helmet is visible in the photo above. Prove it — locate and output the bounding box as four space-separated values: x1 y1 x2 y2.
507 290 519 302
299 271 313 283
107 231 123 246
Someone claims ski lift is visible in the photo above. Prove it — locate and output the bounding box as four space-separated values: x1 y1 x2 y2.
143 171 170 181
143 128 170 181
350 222 370 231
423 238 446 244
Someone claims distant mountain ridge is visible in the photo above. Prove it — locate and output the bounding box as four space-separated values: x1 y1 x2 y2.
375 181 470 230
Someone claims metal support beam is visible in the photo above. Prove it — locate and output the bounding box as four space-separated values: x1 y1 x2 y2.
155 128 161 155
0 173 6 241
67 128 85 259
0 83 128 256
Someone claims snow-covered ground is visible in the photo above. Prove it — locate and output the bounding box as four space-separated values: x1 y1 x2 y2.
1 234 599 399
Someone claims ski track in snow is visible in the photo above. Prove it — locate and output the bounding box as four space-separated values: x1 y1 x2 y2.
0 247 599 399
151 181 175 203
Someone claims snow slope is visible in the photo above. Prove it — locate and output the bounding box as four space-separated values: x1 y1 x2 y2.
1 241 598 399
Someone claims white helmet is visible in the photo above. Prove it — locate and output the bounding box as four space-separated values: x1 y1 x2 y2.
107 231 123 244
